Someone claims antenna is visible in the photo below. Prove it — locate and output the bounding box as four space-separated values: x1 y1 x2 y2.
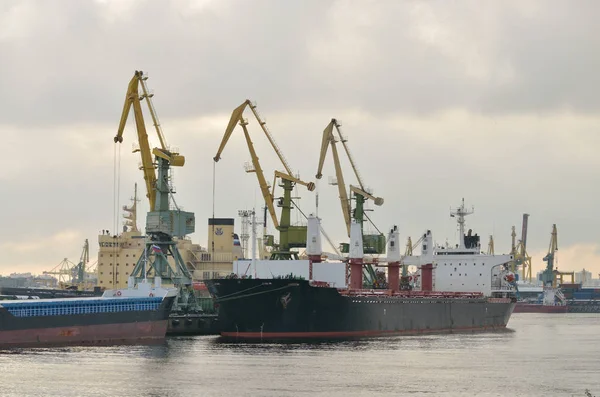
450 198 474 249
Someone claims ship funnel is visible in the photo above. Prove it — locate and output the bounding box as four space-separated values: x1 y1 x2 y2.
306 214 322 262
387 225 401 262
349 220 364 259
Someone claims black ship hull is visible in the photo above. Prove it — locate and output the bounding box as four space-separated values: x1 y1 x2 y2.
0 296 176 348
206 279 516 341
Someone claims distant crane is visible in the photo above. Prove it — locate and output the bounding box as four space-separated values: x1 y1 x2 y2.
43 239 92 290
511 214 532 282
540 224 558 286
44 258 76 286
214 100 316 260
402 234 424 276
70 239 90 287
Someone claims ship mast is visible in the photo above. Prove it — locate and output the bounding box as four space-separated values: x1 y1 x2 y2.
450 198 474 249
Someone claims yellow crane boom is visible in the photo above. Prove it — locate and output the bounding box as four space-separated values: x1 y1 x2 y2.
215 100 293 175
317 119 352 236
316 119 383 237
214 100 315 230
114 70 184 211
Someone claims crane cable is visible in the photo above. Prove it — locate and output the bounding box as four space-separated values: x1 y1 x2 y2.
112 142 122 287
211 161 216 277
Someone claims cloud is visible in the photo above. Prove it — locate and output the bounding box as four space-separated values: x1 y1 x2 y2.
528 243 600 280
0 0 599 129
0 0 598 279
0 229 85 274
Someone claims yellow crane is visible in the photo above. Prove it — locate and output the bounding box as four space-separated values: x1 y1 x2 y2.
114 70 184 212
214 100 315 259
316 118 385 286
511 214 532 282
315 119 384 253
112 70 195 305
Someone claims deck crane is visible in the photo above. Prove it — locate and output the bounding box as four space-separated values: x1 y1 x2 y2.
316 118 385 286
510 213 532 282
214 100 316 260
113 70 196 310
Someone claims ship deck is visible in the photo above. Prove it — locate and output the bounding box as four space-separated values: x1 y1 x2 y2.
338 288 484 299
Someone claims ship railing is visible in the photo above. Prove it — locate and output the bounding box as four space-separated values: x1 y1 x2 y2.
309 281 331 288
339 289 484 299
491 286 516 292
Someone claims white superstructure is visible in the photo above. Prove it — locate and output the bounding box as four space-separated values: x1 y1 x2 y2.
403 199 515 297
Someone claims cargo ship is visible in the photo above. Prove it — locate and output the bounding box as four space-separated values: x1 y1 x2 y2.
0 277 177 348
513 287 568 313
206 201 517 341
561 283 600 313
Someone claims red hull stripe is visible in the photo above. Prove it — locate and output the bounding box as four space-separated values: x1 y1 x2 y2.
221 325 507 339
0 320 168 348
513 305 568 313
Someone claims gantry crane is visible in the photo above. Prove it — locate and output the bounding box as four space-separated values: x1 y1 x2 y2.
214 100 315 260
43 239 92 290
316 118 385 286
43 258 76 286
511 213 532 282
114 70 196 310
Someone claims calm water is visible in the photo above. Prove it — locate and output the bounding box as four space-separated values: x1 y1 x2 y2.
1 314 599 397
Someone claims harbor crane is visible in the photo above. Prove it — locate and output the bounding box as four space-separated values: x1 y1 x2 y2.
511 213 532 282
316 118 385 286
540 224 558 286
114 70 196 310
43 239 93 290
540 224 574 287
214 100 316 260
70 239 90 287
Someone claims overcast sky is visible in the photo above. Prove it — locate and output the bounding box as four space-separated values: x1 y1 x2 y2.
1 0 599 279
